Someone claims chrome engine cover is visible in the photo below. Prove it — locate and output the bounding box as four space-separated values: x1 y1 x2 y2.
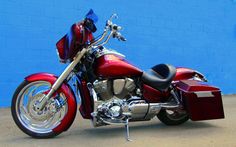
93 80 113 100
93 78 136 100
96 98 125 120
91 78 163 127
91 97 162 127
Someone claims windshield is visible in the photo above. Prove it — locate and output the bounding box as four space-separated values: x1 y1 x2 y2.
85 9 98 23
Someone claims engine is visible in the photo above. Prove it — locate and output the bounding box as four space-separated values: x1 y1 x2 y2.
93 78 136 100
91 78 162 127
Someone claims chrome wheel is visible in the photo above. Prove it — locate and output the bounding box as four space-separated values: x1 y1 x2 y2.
15 81 68 134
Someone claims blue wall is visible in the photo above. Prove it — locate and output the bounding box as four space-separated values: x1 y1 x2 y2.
1 0 236 107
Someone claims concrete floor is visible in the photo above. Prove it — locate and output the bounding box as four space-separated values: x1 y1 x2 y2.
0 95 236 147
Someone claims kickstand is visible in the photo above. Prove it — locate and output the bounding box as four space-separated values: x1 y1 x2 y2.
125 118 132 141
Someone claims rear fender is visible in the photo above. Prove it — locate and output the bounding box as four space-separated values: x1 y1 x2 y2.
174 67 207 81
25 72 77 133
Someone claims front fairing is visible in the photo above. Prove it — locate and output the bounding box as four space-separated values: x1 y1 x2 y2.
56 23 94 63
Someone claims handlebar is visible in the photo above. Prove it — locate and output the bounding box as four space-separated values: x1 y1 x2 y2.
113 32 126 41
87 14 126 50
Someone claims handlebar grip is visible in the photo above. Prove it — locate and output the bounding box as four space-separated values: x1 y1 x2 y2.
115 32 126 41
119 36 126 41
114 32 126 41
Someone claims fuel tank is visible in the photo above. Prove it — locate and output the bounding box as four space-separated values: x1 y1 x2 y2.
94 54 142 78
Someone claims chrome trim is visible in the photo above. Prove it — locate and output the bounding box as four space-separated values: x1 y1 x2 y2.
88 27 109 47
94 48 125 59
170 88 181 105
125 100 149 119
194 91 214 98
99 31 114 46
87 83 98 102
113 79 126 95
191 74 208 82
100 117 126 125
192 76 203 81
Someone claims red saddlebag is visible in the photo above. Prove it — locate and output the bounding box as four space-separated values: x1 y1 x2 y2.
176 80 224 121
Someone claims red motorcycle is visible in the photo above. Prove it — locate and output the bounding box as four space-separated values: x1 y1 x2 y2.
11 13 224 141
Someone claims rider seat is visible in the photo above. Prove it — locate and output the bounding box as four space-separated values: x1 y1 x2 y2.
142 64 176 91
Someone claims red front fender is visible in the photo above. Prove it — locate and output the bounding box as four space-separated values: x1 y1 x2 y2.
174 67 206 81
25 72 77 133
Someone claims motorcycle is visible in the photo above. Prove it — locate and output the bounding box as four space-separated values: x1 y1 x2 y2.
11 14 224 141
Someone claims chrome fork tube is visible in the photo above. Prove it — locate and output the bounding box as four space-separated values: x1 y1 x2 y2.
36 48 87 111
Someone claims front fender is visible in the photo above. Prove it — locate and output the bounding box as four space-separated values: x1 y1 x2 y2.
174 67 206 81
25 72 77 133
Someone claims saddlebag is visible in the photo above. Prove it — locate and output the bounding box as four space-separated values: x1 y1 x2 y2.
176 80 224 121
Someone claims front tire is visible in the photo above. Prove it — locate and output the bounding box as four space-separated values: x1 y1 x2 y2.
157 109 189 125
11 80 76 138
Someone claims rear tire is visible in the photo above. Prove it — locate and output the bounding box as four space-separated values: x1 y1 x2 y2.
157 109 189 125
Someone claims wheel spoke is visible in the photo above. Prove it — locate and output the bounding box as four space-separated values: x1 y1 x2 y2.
15 81 68 134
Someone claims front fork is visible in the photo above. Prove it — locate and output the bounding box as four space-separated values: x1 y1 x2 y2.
35 48 87 111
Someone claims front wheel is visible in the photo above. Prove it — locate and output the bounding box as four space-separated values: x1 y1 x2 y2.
11 80 76 138
157 109 189 125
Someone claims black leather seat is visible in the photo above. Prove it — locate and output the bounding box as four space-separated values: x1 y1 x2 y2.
142 64 176 91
